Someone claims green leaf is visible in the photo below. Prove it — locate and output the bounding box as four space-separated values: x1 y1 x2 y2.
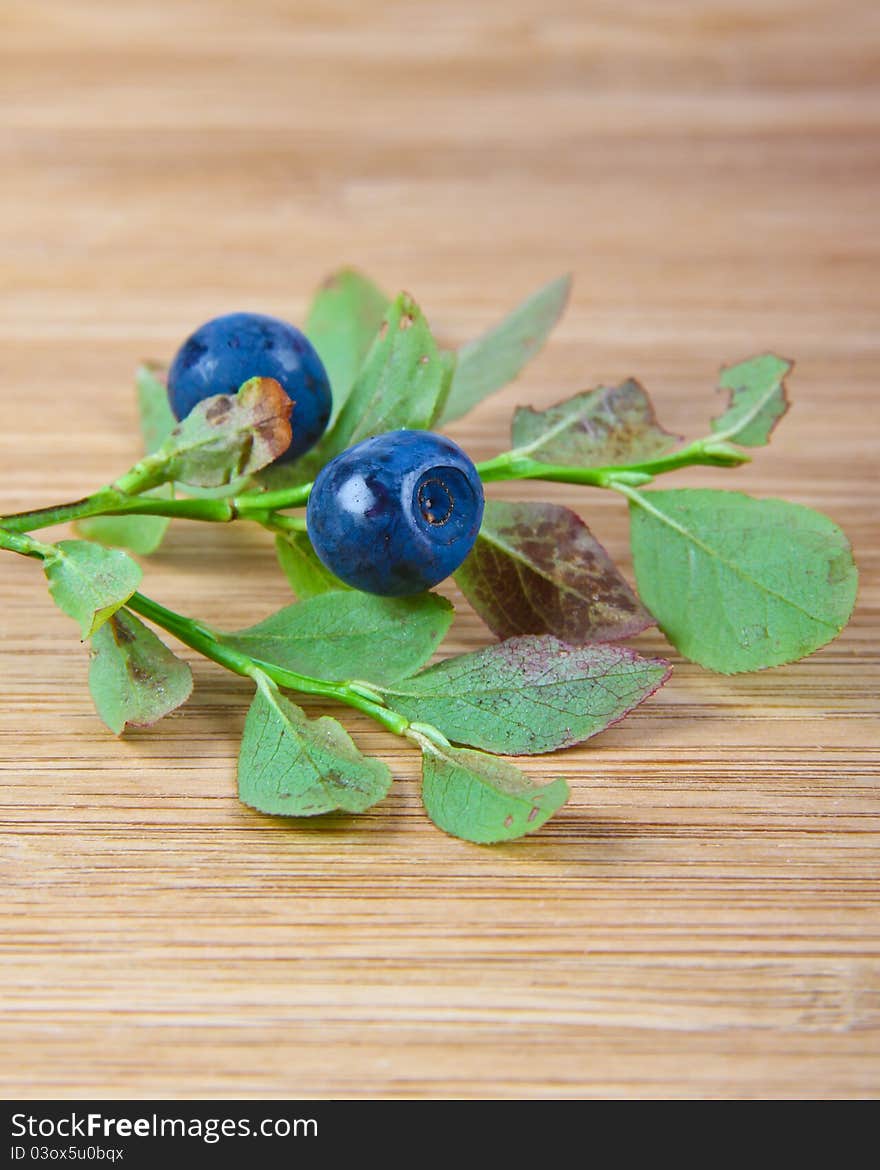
628 488 858 673
419 741 569 843
88 608 193 734
135 362 177 453
712 353 792 447
385 635 669 755
440 274 572 424
154 376 292 487
44 539 142 638
76 485 173 555
79 370 172 557
455 500 653 643
305 268 390 422
274 530 351 600
257 293 453 492
221 590 453 686
238 677 392 816
511 379 679 466
327 292 453 452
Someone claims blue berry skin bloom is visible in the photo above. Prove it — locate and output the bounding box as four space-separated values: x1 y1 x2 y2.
168 312 332 462
307 430 485 596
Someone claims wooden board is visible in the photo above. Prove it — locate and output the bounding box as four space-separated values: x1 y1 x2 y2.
1 0 877 1099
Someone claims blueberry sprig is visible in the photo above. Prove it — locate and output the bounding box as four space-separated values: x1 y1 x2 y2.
0 272 858 843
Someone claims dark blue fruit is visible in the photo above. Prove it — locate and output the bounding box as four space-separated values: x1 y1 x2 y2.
167 312 332 462
306 431 485 596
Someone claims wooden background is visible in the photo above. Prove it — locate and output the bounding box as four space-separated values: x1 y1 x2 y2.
1 0 877 1099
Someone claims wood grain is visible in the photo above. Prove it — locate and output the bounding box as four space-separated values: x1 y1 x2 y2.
1 0 878 1099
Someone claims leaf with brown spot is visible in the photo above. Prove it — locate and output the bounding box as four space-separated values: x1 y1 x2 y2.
419 741 569 844
386 635 670 755
44 539 142 638
238 674 392 817
512 379 679 467
712 353 792 447
88 608 193 735
454 500 653 644
155 376 292 487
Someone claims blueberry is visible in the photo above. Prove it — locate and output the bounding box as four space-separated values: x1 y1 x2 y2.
167 312 332 462
306 431 485 596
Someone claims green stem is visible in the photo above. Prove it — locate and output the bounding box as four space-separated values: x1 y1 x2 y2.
0 526 55 560
0 526 500 758
125 592 410 736
0 432 747 536
0 489 240 534
0 522 413 737
236 483 312 513
0 476 315 534
262 512 309 534
609 479 694 539
475 436 749 488
1 489 128 534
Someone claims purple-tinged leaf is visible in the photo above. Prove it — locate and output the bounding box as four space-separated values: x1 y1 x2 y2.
512 379 679 467
455 499 653 644
387 635 670 755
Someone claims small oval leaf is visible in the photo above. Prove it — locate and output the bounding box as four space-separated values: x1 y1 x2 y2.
420 742 569 844
713 353 792 447
45 540 142 638
239 679 392 817
88 609 193 734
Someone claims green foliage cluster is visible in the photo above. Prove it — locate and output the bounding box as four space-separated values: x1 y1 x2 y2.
0 273 857 842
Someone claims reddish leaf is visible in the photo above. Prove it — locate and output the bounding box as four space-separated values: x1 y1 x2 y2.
387 635 670 755
455 500 653 643
512 379 679 467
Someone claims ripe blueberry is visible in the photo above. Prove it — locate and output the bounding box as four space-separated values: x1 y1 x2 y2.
167 312 332 462
306 431 485 596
